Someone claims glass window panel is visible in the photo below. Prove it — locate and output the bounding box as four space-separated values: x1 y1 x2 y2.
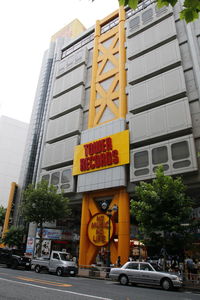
171 141 189 161
61 169 71 183
126 263 139 270
134 151 149 168
142 8 153 24
61 184 71 190
173 160 191 169
51 172 60 185
134 169 149 176
129 16 140 30
152 146 168 164
41 174 50 183
140 263 153 271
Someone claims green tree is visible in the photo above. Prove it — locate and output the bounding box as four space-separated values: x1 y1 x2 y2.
1 226 24 249
21 180 71 257
131 166 194 269
0 206 6 227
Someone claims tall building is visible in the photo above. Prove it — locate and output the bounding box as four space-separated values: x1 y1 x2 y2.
15 1 200 263
13 19 86 225
0 116 28 207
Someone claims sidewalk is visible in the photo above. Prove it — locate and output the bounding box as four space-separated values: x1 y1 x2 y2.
183 279 200 293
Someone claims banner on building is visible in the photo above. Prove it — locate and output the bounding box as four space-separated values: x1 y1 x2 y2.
73 130 129 175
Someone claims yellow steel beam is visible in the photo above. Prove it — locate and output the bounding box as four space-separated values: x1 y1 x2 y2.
2 182 17 239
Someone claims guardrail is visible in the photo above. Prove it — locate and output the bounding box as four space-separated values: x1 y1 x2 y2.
78 265 112 278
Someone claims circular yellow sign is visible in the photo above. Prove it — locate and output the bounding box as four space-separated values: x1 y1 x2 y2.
88 213 114 247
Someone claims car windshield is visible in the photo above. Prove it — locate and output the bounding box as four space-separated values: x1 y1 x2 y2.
59 253 70 261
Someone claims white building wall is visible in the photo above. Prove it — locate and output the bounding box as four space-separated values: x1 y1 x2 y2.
0 116 28 207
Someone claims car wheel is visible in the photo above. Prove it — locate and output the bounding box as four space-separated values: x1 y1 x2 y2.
35 265 41 273
11 260 18 269
56 267 63 276
161 278 172 291
119 275 129 286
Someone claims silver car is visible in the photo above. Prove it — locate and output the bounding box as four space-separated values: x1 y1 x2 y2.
109 261 182 290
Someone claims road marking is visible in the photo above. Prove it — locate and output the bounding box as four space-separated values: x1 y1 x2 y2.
0 277 113 300
16 276 72 287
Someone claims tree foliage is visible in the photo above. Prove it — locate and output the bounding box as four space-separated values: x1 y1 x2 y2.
21 180 71 256
1 226 24 249
118 0 200 23
131 166 195 256
0 206 6 227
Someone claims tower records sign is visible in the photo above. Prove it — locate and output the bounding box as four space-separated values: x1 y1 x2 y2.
73 130 129 175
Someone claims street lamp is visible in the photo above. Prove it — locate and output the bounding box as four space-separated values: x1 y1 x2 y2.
101 202 118 275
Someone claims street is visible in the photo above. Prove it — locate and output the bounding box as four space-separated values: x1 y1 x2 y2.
0 266 200 300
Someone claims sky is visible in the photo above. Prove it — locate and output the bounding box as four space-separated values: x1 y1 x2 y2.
0 0 119 124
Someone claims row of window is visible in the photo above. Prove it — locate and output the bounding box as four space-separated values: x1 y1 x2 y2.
41 168 72 190
62 33 94 59
132 140 194 177
134 141 189 169
128 5 168 32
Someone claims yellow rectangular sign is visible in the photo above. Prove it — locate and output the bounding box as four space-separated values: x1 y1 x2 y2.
72 130 129 175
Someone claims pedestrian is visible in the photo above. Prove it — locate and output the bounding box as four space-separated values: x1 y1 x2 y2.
116 256 121 267
191 259 198 282
185 256 194 280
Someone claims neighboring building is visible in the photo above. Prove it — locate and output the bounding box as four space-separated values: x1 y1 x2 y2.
13 19 86 226
0 116 28 207
14 1 200 263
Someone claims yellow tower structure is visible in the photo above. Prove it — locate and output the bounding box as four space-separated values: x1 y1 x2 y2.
78 6 130 267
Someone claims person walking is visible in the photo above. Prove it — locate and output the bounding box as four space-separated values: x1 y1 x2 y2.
116 256 121 267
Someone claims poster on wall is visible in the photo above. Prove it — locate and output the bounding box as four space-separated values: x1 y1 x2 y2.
34 239 51 258
26 237 35 256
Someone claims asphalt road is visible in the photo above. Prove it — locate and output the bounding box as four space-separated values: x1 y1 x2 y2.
0 266 199 300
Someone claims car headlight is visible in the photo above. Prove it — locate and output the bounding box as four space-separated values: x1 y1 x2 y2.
171 275 179 280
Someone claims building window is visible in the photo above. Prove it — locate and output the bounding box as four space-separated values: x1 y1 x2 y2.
152 146 168 165
171 141 189 161
142 8 153 25
41 174 50 184
51 172 60 185
173 160 191 169
134 169 149 176
61 169 71 184
129 16 140 31
134 151 149 168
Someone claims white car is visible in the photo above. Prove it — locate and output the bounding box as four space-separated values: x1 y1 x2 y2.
109 261 182 291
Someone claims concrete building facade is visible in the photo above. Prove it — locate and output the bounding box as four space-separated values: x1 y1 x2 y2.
15 1 200 263
0 116 28 207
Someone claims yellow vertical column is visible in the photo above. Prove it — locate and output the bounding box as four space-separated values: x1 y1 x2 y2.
2 182 17 239
118 188 130 265
118 6 127 118
78 194 91 266
88 20 100 129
